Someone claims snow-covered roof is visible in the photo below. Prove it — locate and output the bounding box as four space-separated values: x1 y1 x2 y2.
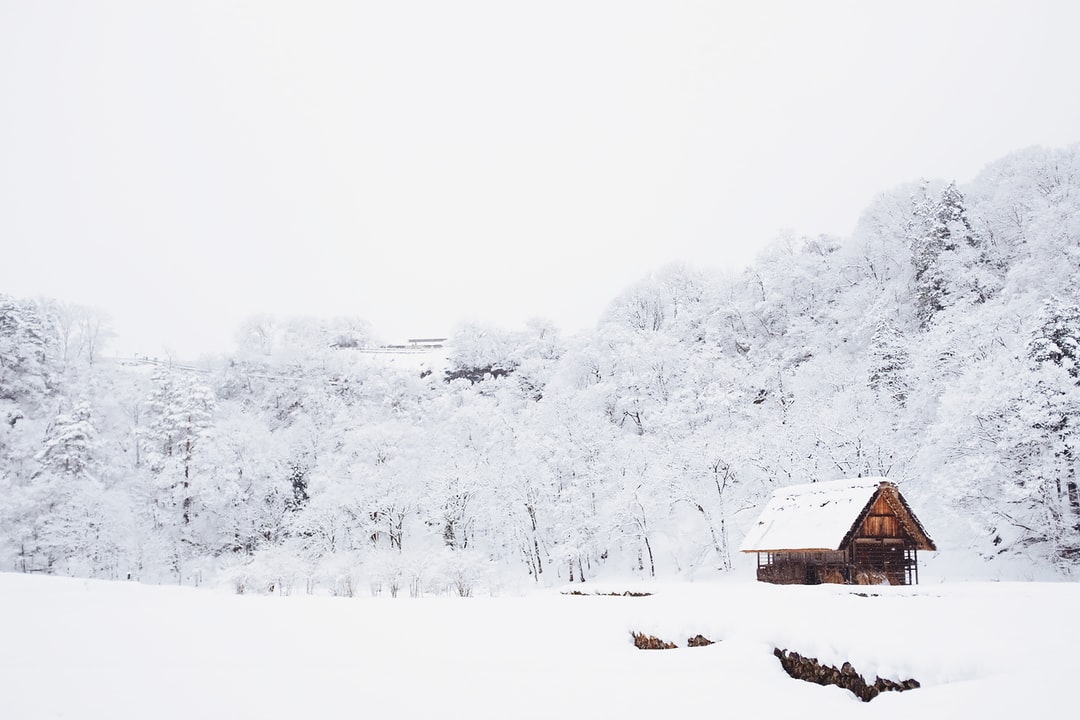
739 477 887 552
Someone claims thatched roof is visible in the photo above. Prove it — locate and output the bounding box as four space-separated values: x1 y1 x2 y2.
739 477 935 553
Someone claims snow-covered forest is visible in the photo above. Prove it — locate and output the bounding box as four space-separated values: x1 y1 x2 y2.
3 144 1079 592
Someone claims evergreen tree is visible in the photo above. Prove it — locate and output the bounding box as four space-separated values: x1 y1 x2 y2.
23 401 111 574
34 402 98 479
140 369 216 541
1030 298 1080 381
142 369 216 480
867 320 910 406
0 295 57 408
909 182 975 326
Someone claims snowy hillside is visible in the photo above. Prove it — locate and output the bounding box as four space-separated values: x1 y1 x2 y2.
2 143 1080 588
4 572 1076 719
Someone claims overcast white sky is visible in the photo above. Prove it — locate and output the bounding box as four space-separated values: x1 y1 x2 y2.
2 1 1078 358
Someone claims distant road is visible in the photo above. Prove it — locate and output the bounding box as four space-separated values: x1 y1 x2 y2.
107 344 447 381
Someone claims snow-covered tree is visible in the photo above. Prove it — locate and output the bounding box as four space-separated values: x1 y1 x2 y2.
0 295 56 409
1030 298 1080 380
35 401 98 478
867 320 910 406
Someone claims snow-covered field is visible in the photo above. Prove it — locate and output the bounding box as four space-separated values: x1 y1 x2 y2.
5 574 1075 719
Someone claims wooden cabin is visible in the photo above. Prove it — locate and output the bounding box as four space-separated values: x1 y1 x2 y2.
739 478 935 585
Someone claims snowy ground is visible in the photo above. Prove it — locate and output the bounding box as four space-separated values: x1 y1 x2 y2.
4 573 1075 719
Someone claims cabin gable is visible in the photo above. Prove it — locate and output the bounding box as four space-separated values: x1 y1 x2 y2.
856 494 903 539
843 485 936 550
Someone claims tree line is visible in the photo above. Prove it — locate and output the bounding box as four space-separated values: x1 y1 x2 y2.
2 144 1079 593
